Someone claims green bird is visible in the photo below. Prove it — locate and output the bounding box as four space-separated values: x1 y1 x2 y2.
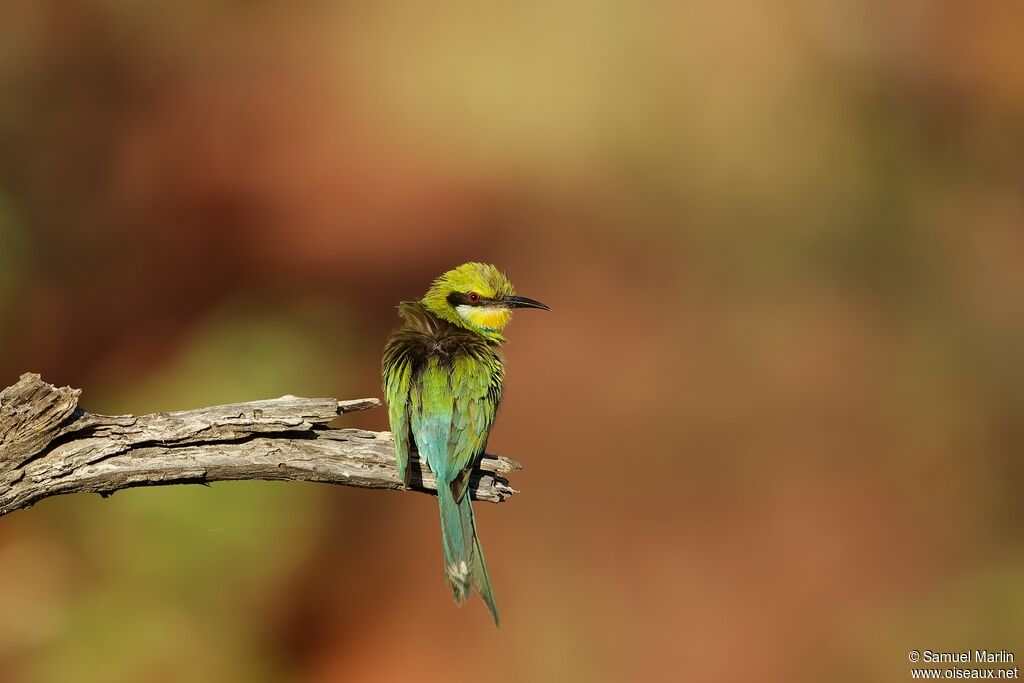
381 262 549 626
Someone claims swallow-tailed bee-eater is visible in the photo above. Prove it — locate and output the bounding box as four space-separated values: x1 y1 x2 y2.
381 262 549 625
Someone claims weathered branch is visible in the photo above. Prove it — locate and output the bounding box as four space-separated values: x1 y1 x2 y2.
0 373 519 516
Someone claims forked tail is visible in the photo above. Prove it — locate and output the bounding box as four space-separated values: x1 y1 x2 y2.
437 483 499 626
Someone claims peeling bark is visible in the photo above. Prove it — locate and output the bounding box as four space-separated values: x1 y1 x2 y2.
0 374 519 516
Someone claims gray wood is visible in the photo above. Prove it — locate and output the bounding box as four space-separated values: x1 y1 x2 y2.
0 373 519 516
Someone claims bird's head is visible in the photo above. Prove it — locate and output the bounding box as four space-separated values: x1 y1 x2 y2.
421 262 549 341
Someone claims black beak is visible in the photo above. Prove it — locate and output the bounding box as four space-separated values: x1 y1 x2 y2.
504 295 551 311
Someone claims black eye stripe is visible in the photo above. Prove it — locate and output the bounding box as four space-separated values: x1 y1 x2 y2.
446 292 469 307
446 292 492 307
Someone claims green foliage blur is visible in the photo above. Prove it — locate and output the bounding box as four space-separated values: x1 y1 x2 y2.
1 1 1022 681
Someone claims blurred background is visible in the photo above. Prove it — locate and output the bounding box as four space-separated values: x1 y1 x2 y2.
1 1 1022 681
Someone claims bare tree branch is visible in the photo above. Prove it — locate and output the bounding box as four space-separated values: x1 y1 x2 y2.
0 373 519 516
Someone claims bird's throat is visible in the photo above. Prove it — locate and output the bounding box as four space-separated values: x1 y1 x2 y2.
456 305 512 335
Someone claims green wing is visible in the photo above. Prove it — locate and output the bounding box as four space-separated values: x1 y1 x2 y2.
448 353 503 499
411 352 502 495
382 339 414 486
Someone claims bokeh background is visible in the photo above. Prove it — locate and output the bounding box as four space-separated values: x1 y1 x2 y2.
1 1 1023 681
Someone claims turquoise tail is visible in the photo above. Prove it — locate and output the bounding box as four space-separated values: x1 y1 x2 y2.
437 483 499 627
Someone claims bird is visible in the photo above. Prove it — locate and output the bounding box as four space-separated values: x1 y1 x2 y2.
381 262 549 626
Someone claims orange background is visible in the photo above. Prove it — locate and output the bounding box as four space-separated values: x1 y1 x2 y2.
1 2 1022 682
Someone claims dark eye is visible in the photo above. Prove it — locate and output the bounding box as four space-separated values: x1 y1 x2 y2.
468 291 480 304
